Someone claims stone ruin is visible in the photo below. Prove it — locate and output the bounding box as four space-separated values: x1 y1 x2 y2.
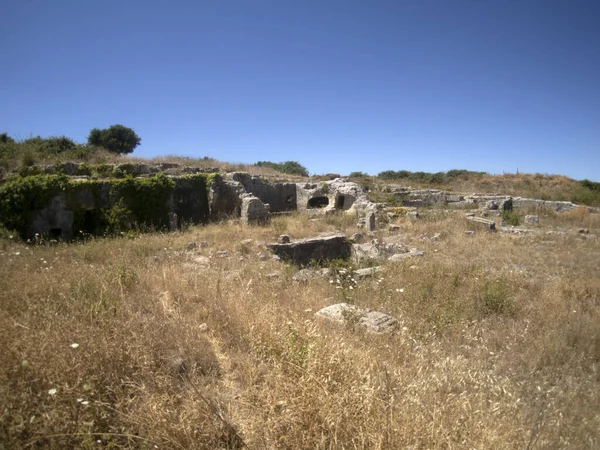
211 174 375 226
6 172 376 239
5 165 597 239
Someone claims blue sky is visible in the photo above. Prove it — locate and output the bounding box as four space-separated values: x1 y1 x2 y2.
2 0 599 180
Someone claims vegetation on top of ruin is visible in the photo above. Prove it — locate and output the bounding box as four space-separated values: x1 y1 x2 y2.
2 130 600 206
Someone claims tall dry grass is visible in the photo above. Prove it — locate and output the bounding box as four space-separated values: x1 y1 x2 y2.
1 210 599 448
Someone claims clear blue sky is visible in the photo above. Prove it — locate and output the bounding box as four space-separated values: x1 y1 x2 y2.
2 0 599 180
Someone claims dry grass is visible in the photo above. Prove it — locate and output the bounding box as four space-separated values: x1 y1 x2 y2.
1 211 599 449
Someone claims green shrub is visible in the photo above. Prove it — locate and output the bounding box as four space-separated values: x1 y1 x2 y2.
479 278 515 316
255 160 309 177
113 163 136 178
0 174 70 237
87 125 141 155
91 164 115 178
501 210 520 226
0 174 177 239
349 171 369 178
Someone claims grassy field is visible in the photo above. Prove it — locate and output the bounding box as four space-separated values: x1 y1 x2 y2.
1 207 599 449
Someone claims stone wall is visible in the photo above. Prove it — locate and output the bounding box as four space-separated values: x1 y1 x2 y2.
231 173 297 212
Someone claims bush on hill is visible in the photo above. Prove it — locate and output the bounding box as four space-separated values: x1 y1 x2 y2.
378 169 487 184
255 160 309 177
87 125 141 155
349 171 369 178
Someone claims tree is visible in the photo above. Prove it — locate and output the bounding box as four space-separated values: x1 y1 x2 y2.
0 132 15 144
87 125 141 155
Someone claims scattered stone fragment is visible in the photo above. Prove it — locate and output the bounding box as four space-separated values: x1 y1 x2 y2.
577 228 589 234
353 266 382 279
315 303 399 333
524 215 539 224
366 210 376 231
240 239 254 246
407 211 419 220
319 268 332 277
464 231 475 236
293 269 319 283
278 234 291 244
200 241 209 248
389 224 401 232
431 233 441 241
466 216 496 231
485 200 499 210
352 240 423 264
198 323 208 332
185 241 197 250
266 234 351 266
241 195 271 225
359 311 399 333
388 250 424 262
216 250 228 257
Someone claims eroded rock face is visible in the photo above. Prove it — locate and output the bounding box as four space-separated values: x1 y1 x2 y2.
29 196 74 240
266 234 351 266
210 176 244 221
297 178 372 213
524 215 539 224
232 172 297 212
315 303 399 333
352 239 423 264
241 196 270 225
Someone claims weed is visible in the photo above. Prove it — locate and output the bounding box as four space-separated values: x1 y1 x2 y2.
479 278 515 316
502 210 521 226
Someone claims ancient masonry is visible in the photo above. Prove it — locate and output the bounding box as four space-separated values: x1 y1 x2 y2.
3 172 375 239
2 167 592 239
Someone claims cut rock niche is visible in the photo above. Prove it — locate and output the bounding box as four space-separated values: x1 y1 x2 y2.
307 196 329 209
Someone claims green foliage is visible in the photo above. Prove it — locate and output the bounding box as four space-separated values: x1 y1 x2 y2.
349 171 369 178
22 135 77 155
501 210 521 226
255 160 309 177
91 164 115 178
113 163 137 178
479 278 515 316
378 169 487 184
0 134 101 174
571 179 600 207
580 179 600 192
0 174 176 239
0 133 15 144
108 173 175 229
0 174 70 236
87 124 141 155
